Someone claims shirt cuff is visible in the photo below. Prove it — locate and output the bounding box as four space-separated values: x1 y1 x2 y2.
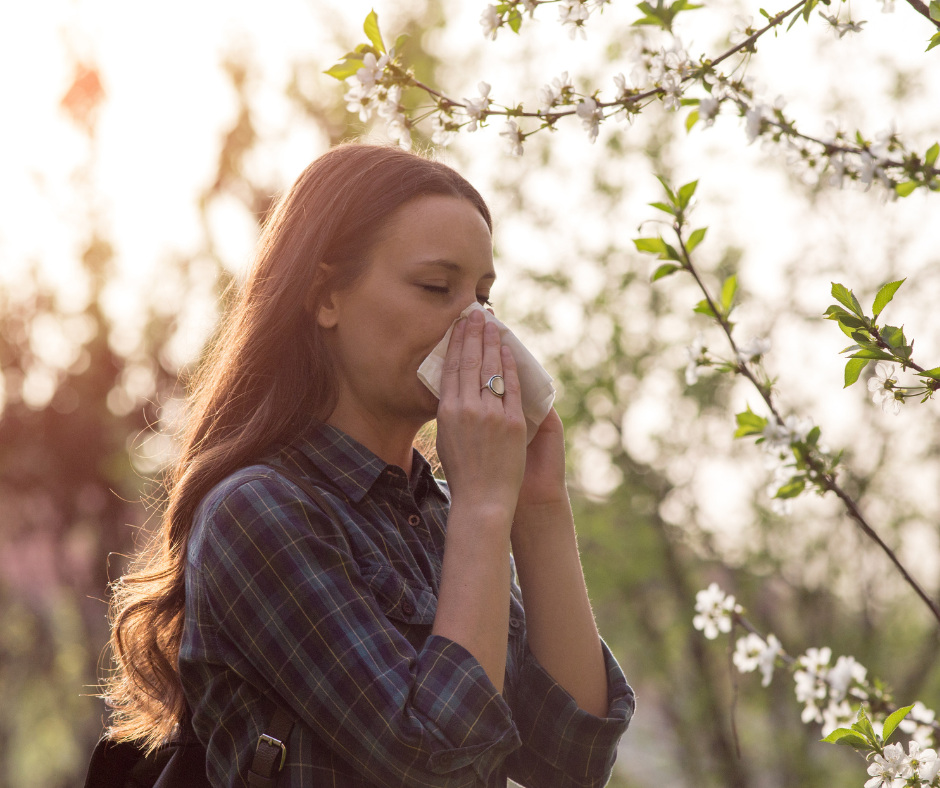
413 635 522 783
513 638 635 786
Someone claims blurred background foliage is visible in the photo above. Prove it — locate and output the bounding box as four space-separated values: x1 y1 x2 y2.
1 0 938 786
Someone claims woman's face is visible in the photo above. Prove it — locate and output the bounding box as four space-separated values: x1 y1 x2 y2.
317 193 496 427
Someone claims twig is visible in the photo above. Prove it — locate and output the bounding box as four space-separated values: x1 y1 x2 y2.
674 225 940 628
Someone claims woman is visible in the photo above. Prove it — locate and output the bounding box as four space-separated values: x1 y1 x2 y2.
105 142 634 787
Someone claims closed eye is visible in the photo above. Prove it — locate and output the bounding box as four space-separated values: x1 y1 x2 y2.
420 285 492 307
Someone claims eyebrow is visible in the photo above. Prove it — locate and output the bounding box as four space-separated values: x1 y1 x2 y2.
416 259 496 282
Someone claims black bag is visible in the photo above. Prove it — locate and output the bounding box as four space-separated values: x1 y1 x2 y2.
84 706 293 788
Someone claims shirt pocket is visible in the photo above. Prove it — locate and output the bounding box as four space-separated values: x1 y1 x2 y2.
361 564 437 629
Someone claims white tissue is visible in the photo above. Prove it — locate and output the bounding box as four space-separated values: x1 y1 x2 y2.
417 302 555 444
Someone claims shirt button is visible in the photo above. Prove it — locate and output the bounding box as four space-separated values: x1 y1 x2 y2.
401 600 415 616
407 514 421 527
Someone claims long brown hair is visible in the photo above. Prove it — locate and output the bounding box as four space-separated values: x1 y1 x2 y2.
103 142 491 751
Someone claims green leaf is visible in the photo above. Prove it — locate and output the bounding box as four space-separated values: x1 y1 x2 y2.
655 175 677 205
634 237 669 255
823 305 854 320
802 0 819 21
872 279 906 317
931 0 940 20
928 32 940 51
507 8 523 32
806 425 821 444
831 283 863 317
324 58 364 80
850 331 871 344
853 710 877 743
820 727 870 749
837 315 867 330
916 367 940 380
678 180 698 209
844 358 868 388
393 33 410 55
775 477 806 498
720 274 737 312
735 408 768 438
926 142 939 166
883 704 916 743
849 348 897 361
881 325 906 348
685 110 700 133
686 227 707 252
363 9 386 53
896 181 918 197
693 299 717 318
648 201 677 215
787 10 802 30
840 344 861 354
664 243 682 262
651 263 682 281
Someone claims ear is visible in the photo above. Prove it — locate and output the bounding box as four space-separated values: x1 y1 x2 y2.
307 263 339 329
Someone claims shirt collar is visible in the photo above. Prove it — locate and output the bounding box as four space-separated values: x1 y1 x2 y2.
292 422 447 504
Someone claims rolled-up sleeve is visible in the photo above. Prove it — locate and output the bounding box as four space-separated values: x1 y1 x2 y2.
506 636 635 788
190 475 522 787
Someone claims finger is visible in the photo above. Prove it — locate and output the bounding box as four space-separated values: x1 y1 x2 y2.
439 318 466 401
459 309 485 401
499 344 523 418
480 320 503 406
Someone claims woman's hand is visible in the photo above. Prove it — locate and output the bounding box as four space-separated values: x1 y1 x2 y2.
435 309 528 522
514 407 569 514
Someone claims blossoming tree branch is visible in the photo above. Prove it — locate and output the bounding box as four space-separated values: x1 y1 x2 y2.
327 4 940 198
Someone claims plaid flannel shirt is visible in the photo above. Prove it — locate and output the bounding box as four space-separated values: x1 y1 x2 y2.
180 422 635 787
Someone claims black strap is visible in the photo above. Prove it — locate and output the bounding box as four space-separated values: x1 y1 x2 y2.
247 706 294 788
244 463 339 787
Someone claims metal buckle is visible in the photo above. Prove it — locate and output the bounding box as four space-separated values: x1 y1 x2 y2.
259 734 287 771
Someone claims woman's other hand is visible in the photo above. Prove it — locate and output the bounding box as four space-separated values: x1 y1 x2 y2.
436 308 527 522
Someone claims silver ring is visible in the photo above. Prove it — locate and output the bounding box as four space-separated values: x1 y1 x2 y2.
482 374 505 397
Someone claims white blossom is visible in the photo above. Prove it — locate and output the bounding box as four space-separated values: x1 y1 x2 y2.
733 633 780 686
899 702 937 747
684 333 708 385
649 43 691 83
908 741 940 783
559 0 590 39
344 83 376 122
794 647 832 723
354 52 390 91
866 743 912 788
878 0 895 11
821 700 855 736
736 336 771 362
378 86 411 150
499 119 525 156
480 4 502 40
538 72 574 111
699 96 720 126
661 71 684 112
820 12 867 37
827 655 867 702
612 72 639 124
867 362 901 415
576 97 603 142
733 633 765 673
692 583 741 639
431 115 456 146
730 14 754 45
463 82 491 132
745 104 766 144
